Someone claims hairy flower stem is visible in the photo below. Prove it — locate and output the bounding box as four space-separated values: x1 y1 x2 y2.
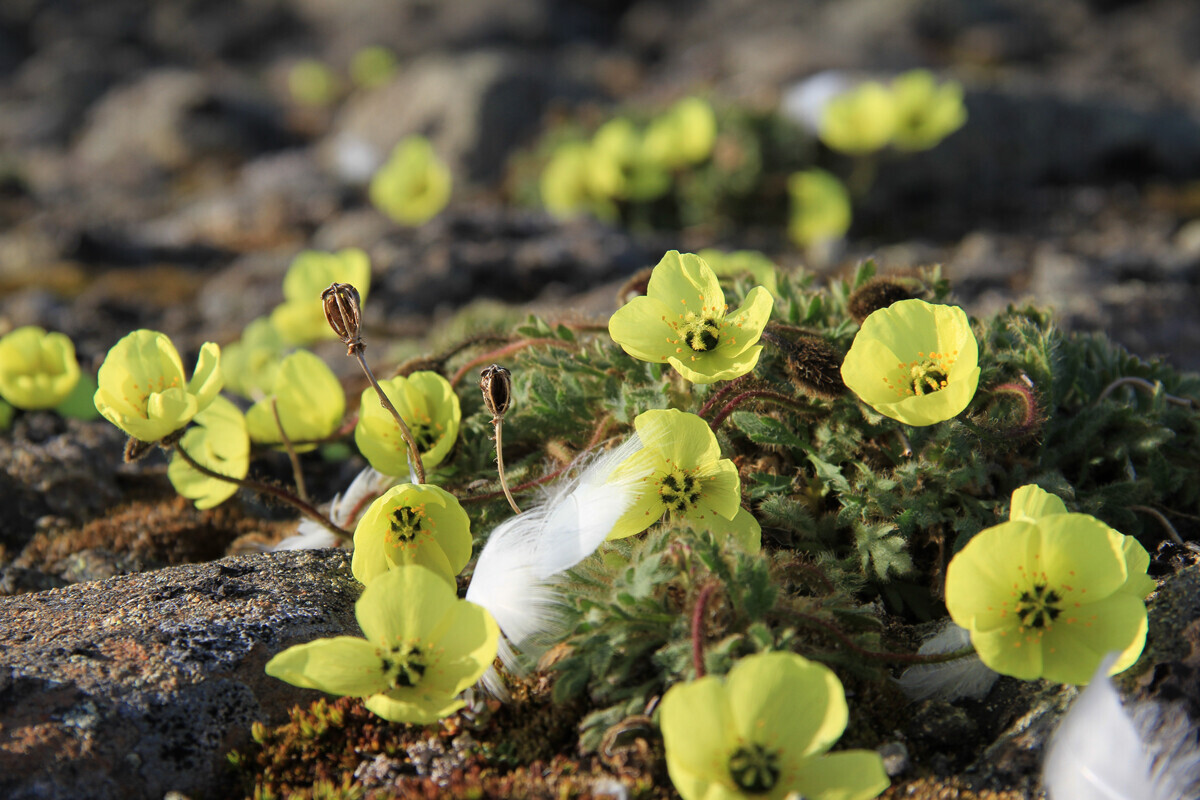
270 397 309 503
353 350 425 484
449 338 577 388
170 442 352 542
795 612 977 665
493 417 521 515
697 375 749 419
709 390 815 430
691 583 718 679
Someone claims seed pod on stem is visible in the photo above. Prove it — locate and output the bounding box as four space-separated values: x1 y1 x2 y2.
323 281 425 483
479 364 520 514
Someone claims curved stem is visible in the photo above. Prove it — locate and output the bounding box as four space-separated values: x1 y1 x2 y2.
353 349 425 484
1099 376 1195 408
449 338 575 388
494 417 522 515
270 397 309 503
697 375 749 419
171 443 352 542
691 583 717 679
1131 505 1185 545
709 390 815 430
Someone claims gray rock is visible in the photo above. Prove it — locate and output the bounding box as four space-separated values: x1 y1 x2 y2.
0 549 360 800
0 416 127 554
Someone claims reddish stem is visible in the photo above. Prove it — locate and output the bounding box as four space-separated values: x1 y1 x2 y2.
449 338 576 388
691 583 718 678
709 390 812 430
697 375 749 419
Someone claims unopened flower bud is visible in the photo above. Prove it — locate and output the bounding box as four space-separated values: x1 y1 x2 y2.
322 282 363 354
479 364 512 421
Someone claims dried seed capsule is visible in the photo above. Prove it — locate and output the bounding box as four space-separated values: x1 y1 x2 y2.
781 335 846 399
479 364 512 420
322 282 363 354
846 277 913 325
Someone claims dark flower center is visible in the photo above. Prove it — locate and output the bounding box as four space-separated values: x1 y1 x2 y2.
390 506 424 543
728 743 781 794
380 644 427 688
1015 583 1063 630
410 422 438 452
660 471 701 513
684 319 721 352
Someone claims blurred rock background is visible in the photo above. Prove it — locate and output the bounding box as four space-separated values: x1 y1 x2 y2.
2 0 1200 375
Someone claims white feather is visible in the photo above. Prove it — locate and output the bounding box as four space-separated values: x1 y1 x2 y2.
270 466 395 552
896 621 999 702
466 435 643 695
1044 654 1155 800
1044 652 1200 800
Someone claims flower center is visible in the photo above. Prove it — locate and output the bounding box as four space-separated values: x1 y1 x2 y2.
684 318 721 352
410 421 439 452
380 643 427 689
659 470 701 514
728 743 781 794
1015 583 1063 630
909 359 948 395
389 505 425 544
883 350 958 399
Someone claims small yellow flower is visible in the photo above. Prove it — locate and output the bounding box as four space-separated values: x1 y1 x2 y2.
220 317 285 400
840 299 980 426
946 485 1155 685
369 136 452 226
643 96 718 168
94 330 221 443
0 325 81 410
819 81 896 155
265 564 499 725
270 249 372 346
889 70 967 152
167 395 250 509
288 59 339 107
245 349 345 452
659 651 890 800
351 483 473 586
355 371 461 476
587 117 671 202
350 45 398 89
787 169 852 248
609 251 774 384
607 408 742 540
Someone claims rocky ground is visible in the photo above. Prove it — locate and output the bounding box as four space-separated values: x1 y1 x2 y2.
3 0 1200 798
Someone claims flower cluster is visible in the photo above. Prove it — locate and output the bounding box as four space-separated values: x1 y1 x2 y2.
540 97 716 220
819 69 967 155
